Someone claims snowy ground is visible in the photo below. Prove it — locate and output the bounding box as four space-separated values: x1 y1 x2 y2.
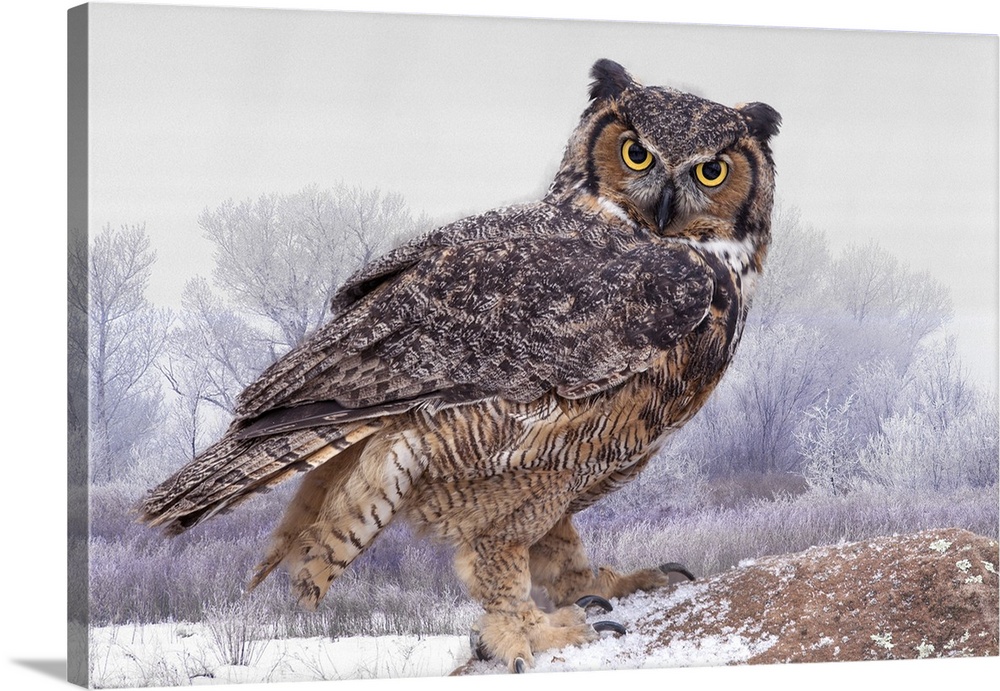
89 579 765 687
90 623 472 688
461 583 776 676
88 528 998 687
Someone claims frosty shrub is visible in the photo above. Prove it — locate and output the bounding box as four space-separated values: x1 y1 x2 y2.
796 394 859 495
702 471 809 509
859 405 999 492
92 476 997 632
579 483 997 580
88 485 474 638
858 338 998 493
205 599 277 667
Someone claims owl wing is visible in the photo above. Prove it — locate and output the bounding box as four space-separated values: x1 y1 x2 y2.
233 216 715 438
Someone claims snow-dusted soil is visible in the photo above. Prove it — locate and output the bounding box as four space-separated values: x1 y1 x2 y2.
461 527 999 674
460 584 778 676
90 528 998 687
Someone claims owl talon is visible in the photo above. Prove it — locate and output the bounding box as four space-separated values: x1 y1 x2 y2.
575 595 613 613
593 620 627 636
659 562 696 582
469 627 489 661
513 657 526 674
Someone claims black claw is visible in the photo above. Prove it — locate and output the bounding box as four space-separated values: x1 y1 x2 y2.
593 620 627 636
575 594 613 613
659 562 696 581
469 629 489 661
514 657 526 674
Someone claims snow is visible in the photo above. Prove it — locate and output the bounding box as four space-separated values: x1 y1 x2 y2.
535 585 776 673
89 579 778 687
90 623 472 688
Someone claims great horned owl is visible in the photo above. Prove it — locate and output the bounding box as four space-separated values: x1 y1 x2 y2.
139 59 780 673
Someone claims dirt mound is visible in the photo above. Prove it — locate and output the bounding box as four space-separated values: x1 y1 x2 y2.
657 527 998 664
455 528 998 674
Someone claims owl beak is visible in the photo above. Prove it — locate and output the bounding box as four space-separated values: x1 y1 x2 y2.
655 184 675 233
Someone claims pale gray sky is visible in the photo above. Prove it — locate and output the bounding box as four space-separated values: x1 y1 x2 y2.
88 2 999 386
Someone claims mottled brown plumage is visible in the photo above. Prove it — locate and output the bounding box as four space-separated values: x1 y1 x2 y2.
138 59 780 672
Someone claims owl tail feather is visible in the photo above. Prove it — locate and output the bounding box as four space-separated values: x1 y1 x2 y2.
136 422 379 536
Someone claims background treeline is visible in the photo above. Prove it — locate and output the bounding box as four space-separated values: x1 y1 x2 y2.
71 185 998 638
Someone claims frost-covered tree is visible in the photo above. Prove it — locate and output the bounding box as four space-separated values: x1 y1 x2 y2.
858 411 941 491
955 394 1000 488
749 204 833 330
88 223 171 482
162 278 273 413
842 357 909 440
164 184 430 460
158 277 275 458
68 229 90 485
796 394 857 495
198 184 428 351
908 336 976 431
858 338 997 492
703 321 832 475
681 209 833 477
827 240 951 371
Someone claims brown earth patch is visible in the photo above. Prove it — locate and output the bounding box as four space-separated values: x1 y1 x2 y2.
455 528 998 674
649 527 997 664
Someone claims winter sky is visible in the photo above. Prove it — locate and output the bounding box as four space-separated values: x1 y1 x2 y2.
86 2 999 387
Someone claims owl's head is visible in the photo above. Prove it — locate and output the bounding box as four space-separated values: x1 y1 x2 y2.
548 59 781 271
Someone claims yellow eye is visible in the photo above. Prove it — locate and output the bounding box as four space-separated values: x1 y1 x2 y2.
694 159 729 187
621 139 654 172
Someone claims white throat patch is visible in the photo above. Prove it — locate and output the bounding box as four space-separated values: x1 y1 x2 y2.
680 236 756 274
679 236 761 299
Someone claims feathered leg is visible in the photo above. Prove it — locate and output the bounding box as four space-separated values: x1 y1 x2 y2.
528 514 598 604
247 442 362 591
253 429 427 609
457 537 597 672
529 514 692 606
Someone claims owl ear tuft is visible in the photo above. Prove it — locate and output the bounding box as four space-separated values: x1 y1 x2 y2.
738 102 782 142
588 59 636 101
